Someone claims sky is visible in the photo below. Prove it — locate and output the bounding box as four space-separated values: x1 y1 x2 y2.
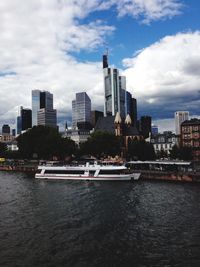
0 0 200 132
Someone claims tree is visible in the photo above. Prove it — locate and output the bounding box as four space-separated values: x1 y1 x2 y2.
79 131 121 158
170 145 193 161
17 126 76 160
128 139 156 160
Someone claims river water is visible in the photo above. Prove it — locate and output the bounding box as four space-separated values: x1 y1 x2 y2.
0 171 200 267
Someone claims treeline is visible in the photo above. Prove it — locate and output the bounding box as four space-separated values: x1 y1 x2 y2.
0 126 193 161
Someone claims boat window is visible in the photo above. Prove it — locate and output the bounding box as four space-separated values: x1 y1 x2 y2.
44 170 85 174
99 169 125 175
89 171 96 176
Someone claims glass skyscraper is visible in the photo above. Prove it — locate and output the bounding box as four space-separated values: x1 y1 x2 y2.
72 92 91 129
32 90 56 128
103 54 127 118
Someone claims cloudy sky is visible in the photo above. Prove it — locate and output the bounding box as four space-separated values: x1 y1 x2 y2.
0 0 199 132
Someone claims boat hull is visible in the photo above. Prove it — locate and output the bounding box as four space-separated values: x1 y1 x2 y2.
35 174 140 181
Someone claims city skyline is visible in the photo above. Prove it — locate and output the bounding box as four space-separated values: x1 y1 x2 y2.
0 0 200 132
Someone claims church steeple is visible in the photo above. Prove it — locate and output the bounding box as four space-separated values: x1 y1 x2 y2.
114 112 122 124
125 114 132 125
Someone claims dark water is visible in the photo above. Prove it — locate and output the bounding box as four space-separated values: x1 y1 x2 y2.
1 172 200 267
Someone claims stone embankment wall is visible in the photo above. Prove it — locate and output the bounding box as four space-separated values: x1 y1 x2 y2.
139 170 200 182
0 165 37 172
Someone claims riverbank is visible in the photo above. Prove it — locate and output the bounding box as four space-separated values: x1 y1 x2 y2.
139 170 200 182
0 164 200 182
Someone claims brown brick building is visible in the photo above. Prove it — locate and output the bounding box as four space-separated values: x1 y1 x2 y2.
181 118 200 161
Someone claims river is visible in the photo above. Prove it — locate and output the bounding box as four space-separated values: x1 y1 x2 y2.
0 171 200 266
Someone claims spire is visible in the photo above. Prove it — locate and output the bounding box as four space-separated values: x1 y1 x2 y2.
125 114 132 125
114 112 122 124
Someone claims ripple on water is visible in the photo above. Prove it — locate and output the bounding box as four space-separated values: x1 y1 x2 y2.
0 173 200 266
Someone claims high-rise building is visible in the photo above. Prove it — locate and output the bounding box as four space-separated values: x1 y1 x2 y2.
91 110 103 128
175 111 189 135
72 92 91 129
32 90 53 126
103 54 127 117
2 124 10 136
17 106 32 134
139 116 152 139
37 108 57 128
21 108 32 131
126 92 137 126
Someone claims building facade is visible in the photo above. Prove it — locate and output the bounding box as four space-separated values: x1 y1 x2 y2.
72 92 91 129
32 90 54 126
181 118 200 161
103 54 128 117
126 92 137 126
91 110 103 128
139 116 152 139
175 111 189 135
151 131 179 156
37 108 57 128
2 124 10 136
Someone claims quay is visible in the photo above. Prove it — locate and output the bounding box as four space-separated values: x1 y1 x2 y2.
0 160 200 182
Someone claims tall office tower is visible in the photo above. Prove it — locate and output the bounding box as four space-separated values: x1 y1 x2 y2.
17 106 32 134
2 124 10 136
103 54 108 69
125 92 137 126
21 108 32 131
119 76 126 118
32 90 53 126
37 108 57 128
139 116 152 139
72 92 91 129
91 110 103 128
175 111 189 135
103 54 126 117
17 116 22 135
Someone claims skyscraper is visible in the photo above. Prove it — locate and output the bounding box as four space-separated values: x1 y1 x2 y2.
72 92 91 129
17 106 32 134
2 124 10 136
175 111 189 135
21 108 32 131
32 90 53 126
126 92 137 126
103 54 126 117
139 116 152 139
37 109 57 128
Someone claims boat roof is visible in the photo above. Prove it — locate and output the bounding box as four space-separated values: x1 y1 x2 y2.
127 160 191 166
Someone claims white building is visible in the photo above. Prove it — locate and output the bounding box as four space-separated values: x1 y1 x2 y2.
175 111 189 135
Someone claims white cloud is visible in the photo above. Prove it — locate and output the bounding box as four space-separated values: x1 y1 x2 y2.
111 0 183 24
122 31 200 118
0 0 114 129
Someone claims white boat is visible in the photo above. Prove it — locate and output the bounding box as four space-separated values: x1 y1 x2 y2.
35 162 141 181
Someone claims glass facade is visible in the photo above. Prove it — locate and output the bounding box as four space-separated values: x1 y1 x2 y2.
72 92 91 129
32 90 54 126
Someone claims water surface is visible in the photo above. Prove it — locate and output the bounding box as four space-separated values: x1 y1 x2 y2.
0 171 200 266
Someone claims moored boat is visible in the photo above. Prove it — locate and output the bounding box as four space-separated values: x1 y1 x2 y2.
35 161 140 181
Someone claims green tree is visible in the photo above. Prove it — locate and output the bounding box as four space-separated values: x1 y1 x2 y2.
17 126 76 160
79 131 121 158
170 145 193 160
128 139 156 160
170 144 180 159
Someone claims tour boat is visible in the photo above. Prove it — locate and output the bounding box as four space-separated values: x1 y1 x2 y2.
35 162 141 181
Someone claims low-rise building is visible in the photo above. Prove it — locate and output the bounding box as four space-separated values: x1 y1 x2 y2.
65 128 91 145
181 118 200 161
151 131 179 156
